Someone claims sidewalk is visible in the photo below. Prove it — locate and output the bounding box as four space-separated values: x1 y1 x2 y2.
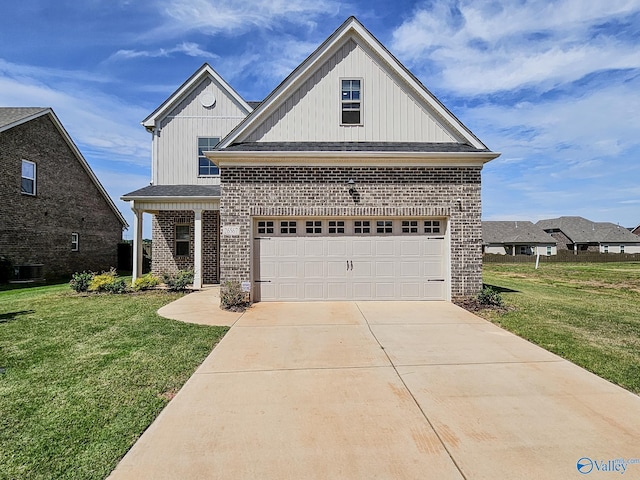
157 286 243 327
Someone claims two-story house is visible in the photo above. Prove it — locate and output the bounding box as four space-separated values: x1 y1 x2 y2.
0 107 127 280
123 17 499 301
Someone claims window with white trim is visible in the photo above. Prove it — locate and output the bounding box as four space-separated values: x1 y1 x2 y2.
354 220 370 234
198 137 220 176
621 245 625 254
604 245 609 253
71 233 79 251
328 220 345 234
21 160 36 195
402 220 418 233
547 246 552 256
280 221 297 234
306 221 322 234
376 220 393 234
424 220 441 234
257 221 274 235
175 225 190 256
341 79 361 125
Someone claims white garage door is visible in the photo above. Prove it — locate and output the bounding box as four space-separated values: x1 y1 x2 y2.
253 218 448 301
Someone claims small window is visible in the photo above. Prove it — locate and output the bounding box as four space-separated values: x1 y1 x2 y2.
354 220 370 234
402 220 418 233
280 221 297 234
621 245 625 254
198 137 220 176
341 79 361 125
424 220 441 234
547 246 552 256
306 221 322 234
376 220 393 234
21 160 36 195
604 245 609 253
328 220 345 234
257 221 274 235
175 225 190 256
71 233 79 252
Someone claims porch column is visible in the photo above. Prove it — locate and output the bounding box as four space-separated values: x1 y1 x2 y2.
193 208 203 289
512 244 516 256
131 204 143 284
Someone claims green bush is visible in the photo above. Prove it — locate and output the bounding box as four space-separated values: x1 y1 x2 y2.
220 281 250 311
133 273 160 291
70 271 95 293
88 268 128 294
162 270 194 292
477 285 504 307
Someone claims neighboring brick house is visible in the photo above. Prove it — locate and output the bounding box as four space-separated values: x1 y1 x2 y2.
0 107 127 280
537 216 640 254
482 221 557 256
123 17 500 301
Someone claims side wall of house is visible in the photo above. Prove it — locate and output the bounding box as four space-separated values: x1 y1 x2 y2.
151 210 219 283
0 115 122 279
220 165 483 299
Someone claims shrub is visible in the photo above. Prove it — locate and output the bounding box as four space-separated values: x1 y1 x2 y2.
70 271 94 293
162 270 194 292
133 273 160 291
220 281 250 311
477 285 504 307
89 268 128 294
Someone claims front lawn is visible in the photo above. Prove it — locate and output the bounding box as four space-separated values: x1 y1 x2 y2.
0 283 228 480
480 262 640 394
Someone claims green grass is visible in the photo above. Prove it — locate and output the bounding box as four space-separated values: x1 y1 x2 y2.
0 283 228 480
480 262 640 394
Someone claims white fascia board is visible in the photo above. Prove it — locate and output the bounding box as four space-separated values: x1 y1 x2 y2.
141 64 252 130
207 150 500 167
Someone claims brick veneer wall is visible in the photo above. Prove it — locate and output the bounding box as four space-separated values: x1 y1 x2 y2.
0 114 123 279
152 210 219 283
220 165 483 299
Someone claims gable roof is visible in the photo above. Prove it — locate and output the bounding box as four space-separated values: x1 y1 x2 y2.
0 107 127 227
142 63 253 130
215 16 498 160
537 216 640 244
483 221 556 245
122 184 220 200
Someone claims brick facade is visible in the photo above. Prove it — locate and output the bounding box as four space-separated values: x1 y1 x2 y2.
151 210 219 283
220 165 483 299
0 114 123 279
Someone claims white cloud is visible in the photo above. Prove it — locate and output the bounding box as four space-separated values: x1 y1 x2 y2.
391 0 640 95
110 42 218 61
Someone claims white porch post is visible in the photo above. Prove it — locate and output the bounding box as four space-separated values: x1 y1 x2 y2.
131 204 143 284
193 208 203 289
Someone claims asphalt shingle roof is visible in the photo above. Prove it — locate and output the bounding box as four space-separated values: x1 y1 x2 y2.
483 221 556 245
0 107 48 130
536 216 640 244
222 142 489 153
122 185 221 198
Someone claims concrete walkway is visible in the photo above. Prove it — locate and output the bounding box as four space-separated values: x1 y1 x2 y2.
157 286 242 327
110 301 640 479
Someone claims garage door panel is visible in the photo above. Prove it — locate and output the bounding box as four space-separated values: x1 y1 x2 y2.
327 261 347 277
277 239 299 256
352 261 372 277
375 261 395 277
423 259 445 278
277 261 299 278
400 282 421 299
400 261 420 277
424 281 446 300
375 282 396 298
304 240 324 256
277 283 299 300
400 240 421 256
304 283 325 299
304 261 324 278
352 240 373 256
353 282 373 299
423 239 445 255
375 240 395 256
327 239 348 256
327 282 349 299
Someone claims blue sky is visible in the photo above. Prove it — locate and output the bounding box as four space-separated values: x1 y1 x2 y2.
2 0 639 238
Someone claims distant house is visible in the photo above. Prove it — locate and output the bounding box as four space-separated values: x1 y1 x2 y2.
122 17 500 301
537 216 640 254
0 107 127 280
482 221 557 256
632 224 640 236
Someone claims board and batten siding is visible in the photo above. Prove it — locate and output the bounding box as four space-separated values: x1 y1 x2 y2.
153 76 249 185
243 38 459 143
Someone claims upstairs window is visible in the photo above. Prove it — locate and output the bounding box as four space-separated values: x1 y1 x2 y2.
71 233 79 252
198 137 220 176
21 160 36 195
341 79 361 125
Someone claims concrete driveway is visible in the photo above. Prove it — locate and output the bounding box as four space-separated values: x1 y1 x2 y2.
109 302 640 479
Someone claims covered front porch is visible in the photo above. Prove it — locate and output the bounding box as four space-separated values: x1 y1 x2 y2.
121 185 221 289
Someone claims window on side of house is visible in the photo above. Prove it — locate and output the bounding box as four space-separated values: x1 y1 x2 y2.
21 160 36 195
603 245 609 253
547 246 552 256
198 137 220 176
341 79 361 125
621 245 625 254
175 225 190 256
71 233 79 251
